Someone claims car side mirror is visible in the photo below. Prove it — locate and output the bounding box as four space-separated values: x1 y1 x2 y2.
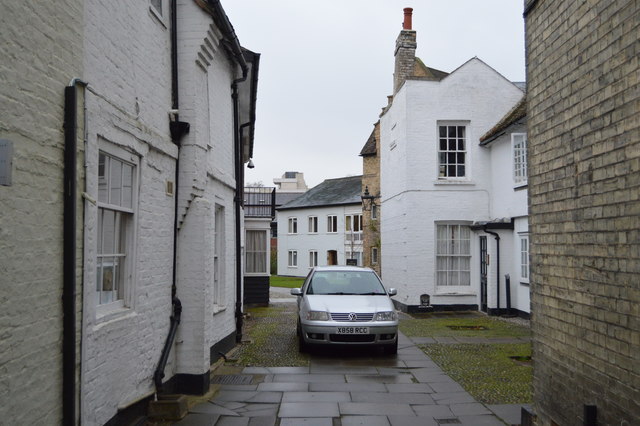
387 288 397 296
290 288 303 296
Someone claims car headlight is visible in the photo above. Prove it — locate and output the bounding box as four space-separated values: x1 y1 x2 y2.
306 311 330 321
374 311 397 321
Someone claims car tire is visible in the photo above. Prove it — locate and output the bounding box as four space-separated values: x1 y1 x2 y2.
383 340 398 355
297 323 308 353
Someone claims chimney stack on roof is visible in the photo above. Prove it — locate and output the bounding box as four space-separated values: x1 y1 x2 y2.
394 7 417 93
403 7 413 30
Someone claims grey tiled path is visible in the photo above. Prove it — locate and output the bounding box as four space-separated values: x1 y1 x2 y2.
173 332 528 425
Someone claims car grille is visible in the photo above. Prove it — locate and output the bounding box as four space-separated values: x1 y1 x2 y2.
330 312 374 322
329 334 376 343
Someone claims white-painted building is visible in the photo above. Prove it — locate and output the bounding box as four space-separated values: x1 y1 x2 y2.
379 9 528 316
277 176 364 277
2 1 259 425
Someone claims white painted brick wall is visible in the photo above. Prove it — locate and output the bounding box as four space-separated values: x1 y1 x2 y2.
0 0 83 424
80 0 178 424
380 58 525 309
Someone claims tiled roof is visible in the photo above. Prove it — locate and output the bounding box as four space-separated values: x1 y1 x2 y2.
480 96 527 145
359 128 377 156
277 175 362 210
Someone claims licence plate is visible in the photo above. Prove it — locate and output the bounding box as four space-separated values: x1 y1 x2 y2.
337 327 369 334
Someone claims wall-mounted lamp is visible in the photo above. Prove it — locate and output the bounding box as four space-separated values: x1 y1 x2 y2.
361 186 379 211
247 159 255 169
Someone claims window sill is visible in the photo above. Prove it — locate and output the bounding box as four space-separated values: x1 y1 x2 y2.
514 182 528 191
213 305 226 315
519 281 530 286
433 179 475 186
434 291 476 296
94 304 136 329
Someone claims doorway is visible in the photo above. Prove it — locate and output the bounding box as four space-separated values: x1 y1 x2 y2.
480 236 488 312
327 250 337 265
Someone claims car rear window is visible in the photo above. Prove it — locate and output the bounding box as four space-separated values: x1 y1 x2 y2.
307 271 386 295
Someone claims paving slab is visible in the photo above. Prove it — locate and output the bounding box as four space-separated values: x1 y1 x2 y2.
388 415 437 426
339 402 415 416
345 374 415 384
278 402 340 418
273 374 345 383
213 391 282 404
247 417 277 426
385 383 435 393
256 382 308 392
309 365 379 375
429 381 467 393
431 391 476 405
282 391 351 403
350 392 435 405
216 417 250 426
190 402 240 416
457 414 506 425
449 402 492 416
411 404 456 418
279 418 333 426
341 415 391 425
487 404 530 424
309 382 388 393
173 412 220 426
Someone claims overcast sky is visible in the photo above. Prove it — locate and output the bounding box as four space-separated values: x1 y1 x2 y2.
223 1 526 189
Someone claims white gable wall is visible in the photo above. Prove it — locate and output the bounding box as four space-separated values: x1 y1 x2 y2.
380 58 524 310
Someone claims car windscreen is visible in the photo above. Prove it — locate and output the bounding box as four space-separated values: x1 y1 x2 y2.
306 271 386 295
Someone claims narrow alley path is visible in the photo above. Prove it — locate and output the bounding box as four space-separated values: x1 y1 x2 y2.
172 291 528 425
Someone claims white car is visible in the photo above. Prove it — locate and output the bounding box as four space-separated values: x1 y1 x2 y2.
291 266 399 354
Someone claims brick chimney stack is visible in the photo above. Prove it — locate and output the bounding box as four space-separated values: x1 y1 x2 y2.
394 7 417 93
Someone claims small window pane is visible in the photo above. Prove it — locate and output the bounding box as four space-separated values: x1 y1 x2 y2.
98 154 108 203
122 164 133 208
110 159 122 205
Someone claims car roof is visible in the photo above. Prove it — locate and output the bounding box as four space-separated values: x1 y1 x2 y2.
312 266 375 273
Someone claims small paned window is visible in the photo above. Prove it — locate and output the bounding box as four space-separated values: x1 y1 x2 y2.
512 133 528 185
308 216 318 233
436 224 471 286
520 234 530 283
288 217 298 234
327 215 338 233
309 250 318 268
288 250 298 267
438 125 466 178
371 247 379 265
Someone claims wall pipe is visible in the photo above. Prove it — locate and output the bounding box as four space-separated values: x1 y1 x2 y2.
154 0 185 394
484 228 501 315
63 78 87 426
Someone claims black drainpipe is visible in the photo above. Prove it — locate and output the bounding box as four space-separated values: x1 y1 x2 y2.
63 78 87 426
154 0 188 393
484 228 501 315
232 79 247 343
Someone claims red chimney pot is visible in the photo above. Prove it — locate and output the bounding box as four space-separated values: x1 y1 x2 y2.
403 7 413 30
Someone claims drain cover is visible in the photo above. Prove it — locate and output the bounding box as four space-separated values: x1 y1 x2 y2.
210 374 254 385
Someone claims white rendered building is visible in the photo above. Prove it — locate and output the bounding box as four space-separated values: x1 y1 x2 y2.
379 9 528 316
277 176 364 277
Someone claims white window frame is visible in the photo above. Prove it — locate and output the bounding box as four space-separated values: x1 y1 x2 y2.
437 122 468 179
288 250 298 267
214 205 226 310
288 217 298 234
519 234 530 284
309 250 318 268
96 145 138 315
435 223 471 289
371 247 379 265
371 204 378 220
327 215 338 233
245 229 268 275
512 133 528 186
308 216 318 234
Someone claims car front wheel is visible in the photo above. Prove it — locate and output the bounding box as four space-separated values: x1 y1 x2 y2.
382 340 398 355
